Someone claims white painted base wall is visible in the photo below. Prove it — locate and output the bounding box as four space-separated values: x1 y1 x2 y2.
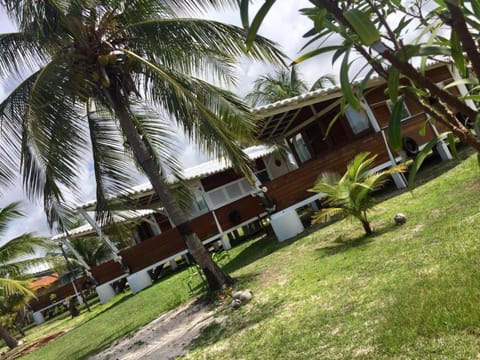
33 311 45 325
270 209 305 242
96 283 116 304
127 270 152 294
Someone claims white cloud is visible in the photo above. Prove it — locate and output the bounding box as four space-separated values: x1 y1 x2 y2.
206 1 337 94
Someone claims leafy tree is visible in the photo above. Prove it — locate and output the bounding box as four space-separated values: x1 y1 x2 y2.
0 202 53 349
309 152 406 235
0 0 284 290
245 66 335 106
240 0 480 166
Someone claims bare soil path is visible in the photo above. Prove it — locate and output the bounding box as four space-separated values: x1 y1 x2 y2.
88 298 223 360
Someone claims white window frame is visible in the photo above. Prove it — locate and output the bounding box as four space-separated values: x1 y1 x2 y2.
290 133 312 163
205 177 253 210
188 183 210 217
344 106 371 134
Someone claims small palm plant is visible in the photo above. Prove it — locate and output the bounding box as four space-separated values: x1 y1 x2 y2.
309 152 407 236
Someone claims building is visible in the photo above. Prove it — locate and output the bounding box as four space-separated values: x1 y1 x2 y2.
30 62 465 322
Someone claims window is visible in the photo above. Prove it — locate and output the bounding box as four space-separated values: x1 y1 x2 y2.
188 185 209 217
192 191 208 212
225 182 242 199
208 188 226 208
206 178 254 209
290 133 311 163
345 107 371 134
386 98 411 121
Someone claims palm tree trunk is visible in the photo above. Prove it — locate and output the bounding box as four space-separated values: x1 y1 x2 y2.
360 219 373 236
0 325 18 349
106 90 233 291
359 211 373 235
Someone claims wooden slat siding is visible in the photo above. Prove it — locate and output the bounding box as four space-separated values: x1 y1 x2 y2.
367 65 458 131
189 212 219 241
426 65 454 83
91 260 125 285
30 276 89 311
201 169 242 191
214 195 266 230
400 114 437 145
120 229 186 273
265 132 390 211
154 213 172 233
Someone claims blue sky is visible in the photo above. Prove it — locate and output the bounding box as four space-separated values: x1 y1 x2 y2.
0 1 336 241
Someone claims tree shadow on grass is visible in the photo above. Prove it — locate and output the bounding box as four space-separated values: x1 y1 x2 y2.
315 235 373 257
77 291 136 326
222 235 281 274
314 222 398 258
188 290 286 354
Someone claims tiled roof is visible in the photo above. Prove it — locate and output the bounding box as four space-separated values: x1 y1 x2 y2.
28 273 59 289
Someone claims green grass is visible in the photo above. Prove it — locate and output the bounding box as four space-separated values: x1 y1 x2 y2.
13 269 197 359
6 149 480 359
183 151 480 359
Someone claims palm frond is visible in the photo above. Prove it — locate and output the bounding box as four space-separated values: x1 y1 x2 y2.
0 202 22 238
85 100 139 224
154 0 249 16
0 72 40 187
0 278 34 298
125 18 285 77
67 237 110 267
363 163 407 191
23 54 91 226
0 32 48 78
310 74 337 91
309 172 342 196
311 207 344 224
0 234 51 265
126 51 255 176
346 152 375 182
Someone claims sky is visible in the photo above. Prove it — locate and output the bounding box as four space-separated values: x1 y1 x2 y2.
0 1 337 242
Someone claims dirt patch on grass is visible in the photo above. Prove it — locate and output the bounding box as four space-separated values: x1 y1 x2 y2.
87 298 224 360
2 329 70 359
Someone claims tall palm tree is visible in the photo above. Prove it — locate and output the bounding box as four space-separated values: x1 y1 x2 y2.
67 237 110 268
0 202 53 349
309 152 406 236
245 66 336 106
0 1 284 290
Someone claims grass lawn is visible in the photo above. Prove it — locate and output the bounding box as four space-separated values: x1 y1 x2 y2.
5 149 480 359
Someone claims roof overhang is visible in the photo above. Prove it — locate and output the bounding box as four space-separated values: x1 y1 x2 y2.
251 60 449 142
76 144 276 211
52 209 161 240
252 77 386 142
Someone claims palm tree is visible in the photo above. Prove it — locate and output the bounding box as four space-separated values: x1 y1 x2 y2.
0 202 53 349
0 1 284 290
309 152 406 236
245 66 336 106
66 237 110 268
310 74 336 91
245 66 308 106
